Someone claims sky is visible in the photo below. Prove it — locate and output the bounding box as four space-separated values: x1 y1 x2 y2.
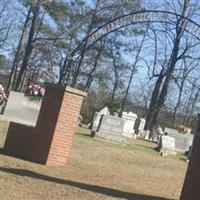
2 0 200 106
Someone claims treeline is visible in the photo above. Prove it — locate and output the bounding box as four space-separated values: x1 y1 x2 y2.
0 0 200 135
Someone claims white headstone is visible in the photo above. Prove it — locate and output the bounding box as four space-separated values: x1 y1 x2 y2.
99 107 110 115
164 127 179 135
144 130 150 140
137 118 146 138
164 127 194 153
122 112 138 138
159 135 176 156
187 128 191 134
114 112 118 116
155 126 164 143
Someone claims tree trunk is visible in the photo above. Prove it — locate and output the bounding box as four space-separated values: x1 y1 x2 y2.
84 48 103 91
19 71 28 92
186 89 200 126
111 75 118 103
6 7 31 92
119 24 148 117
119 63 135 117
172 78 185 127
145 71 165 130
183 84 195 124
71 1 101 88
111 50 119 103
15 0 40 92
145 0 190 137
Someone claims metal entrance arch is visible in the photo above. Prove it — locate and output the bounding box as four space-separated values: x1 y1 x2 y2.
85 10 200 50
80 10 200 200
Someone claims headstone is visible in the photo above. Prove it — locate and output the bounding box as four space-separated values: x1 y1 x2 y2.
164 127 180 135
158 135 176 156
2 91 41 126
144 130 150 140
95 115 126 144
138 131 146 138
100 107 110 115
155 126 164 143
122 112 137 138
187 128 191 134
77 115 83 127
92 107 110 131
114 112 118 116
164 127 194 153
137 118 146 138
152 134 158 143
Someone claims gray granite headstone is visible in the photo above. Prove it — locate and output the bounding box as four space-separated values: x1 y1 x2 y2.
96 115 126 144
164 127 193 153
92 107 110 131
164 127 179 135
2 91 42 126
158 135 176 156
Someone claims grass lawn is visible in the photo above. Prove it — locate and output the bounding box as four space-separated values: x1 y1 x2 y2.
0 122 188 200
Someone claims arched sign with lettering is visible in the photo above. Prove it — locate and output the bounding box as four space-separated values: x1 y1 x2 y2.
86 10 200 48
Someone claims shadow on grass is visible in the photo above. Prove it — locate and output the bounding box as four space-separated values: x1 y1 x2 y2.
179 157 188 162
134 143 156 152
75 127 92 138
0 167 170 200
76 131 91 137
0 147 4 154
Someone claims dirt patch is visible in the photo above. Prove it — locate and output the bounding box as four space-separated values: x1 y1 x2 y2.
0 126 187 200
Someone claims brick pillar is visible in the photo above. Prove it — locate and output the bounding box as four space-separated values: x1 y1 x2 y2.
29 84 65 164
3 84 86 166
31 84 86 166
46 86 86 166
180 114 200 200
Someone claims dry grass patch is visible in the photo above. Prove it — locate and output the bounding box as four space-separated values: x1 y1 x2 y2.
0 125 187 200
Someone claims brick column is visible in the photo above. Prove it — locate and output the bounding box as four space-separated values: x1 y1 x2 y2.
180 114 200 200
4 84 86 166
46 86 86 166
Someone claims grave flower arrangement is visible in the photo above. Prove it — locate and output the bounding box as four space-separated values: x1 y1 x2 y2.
27 84 45 101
